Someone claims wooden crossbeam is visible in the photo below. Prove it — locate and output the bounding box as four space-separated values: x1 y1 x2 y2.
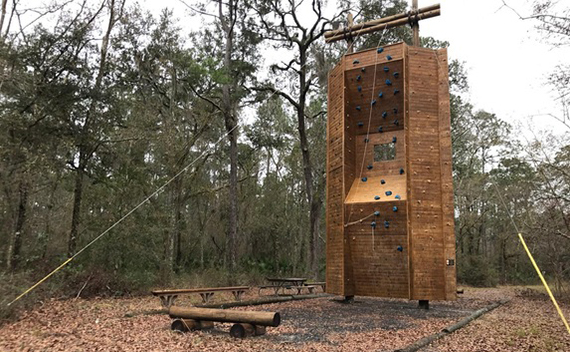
324 2 440 46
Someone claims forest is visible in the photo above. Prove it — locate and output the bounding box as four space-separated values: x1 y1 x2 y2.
1 0 569 319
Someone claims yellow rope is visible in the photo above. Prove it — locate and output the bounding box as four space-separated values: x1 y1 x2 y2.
518 232 570 334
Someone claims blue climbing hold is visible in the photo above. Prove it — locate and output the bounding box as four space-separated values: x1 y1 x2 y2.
371 221 377 228
393 72 399 78
378 91 384 98
385 190 392 196
357 75 361 81
392 136 397 143
395 195 401 200
385 79 392 86
367 164 373 170
381 179 386 184
357 86 362 92
357 121 364 127
377 47 384 53
382 111 388 118
356 105 361 111
394 89 400 94
362 177 367 182
384 220 390 228
377 126 383 133
386 55 392 60
383 66 389 72
393 119 399 126
371 99 377 106
393 206 398 212
399 168 405 175
374 195 380 200
393 108 398 114
374 211 380 216
397 245 403 252
353 59 360 64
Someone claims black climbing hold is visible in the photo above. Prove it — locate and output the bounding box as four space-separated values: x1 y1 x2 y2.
383 66 389 72
356 105 361 111
377 126 383 133
358 121 364 127
381 179 386 184
364 138 369 143
371 221 377 228
357 75 361 81
393 206 398 212
374 195 380 200
382 111 388 118
393 108 398 114
357 86 362 92
371 99 377 106
393 119 399 126
385 79 392 86
399 168 405 175
353 59 360 64
367 164 373 170
397 245 403 252
384 220 390 228
394 89 400 94
374 211 380 216
362 177 367 182
395 195 401 200
386 55 392 60
393 72 399 78
361 67 366 72
392 136 397 143
385 190 392 196
377 47 384 53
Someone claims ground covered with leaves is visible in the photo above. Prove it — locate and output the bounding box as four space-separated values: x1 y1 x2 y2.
1 287 568 351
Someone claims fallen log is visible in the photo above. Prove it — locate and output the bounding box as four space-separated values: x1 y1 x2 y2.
229 323 266 338
171 319 214 332
169 306 281 327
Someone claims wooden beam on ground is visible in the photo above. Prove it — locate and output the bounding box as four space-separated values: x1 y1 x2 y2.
169 306 281 327
171 319 214 332
229 323 266 338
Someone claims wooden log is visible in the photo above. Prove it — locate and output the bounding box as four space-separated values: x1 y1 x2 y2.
325 9 440 44
171 319 214 332
169 306 281 327
229 323 266 338
324 3 440 39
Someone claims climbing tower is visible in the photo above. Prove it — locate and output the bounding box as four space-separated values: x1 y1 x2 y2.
326 42 456 301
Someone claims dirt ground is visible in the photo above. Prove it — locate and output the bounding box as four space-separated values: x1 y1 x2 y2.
1 286 569 352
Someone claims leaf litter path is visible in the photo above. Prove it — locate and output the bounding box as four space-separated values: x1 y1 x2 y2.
1 287 566 351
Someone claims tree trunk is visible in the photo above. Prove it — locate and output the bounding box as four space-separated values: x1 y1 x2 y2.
6 180 28 271
68 151 85 257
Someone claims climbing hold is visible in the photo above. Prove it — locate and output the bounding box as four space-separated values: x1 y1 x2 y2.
364 138 369 143
374 195 380 200
353 59 360 64
395 195 401 200
356 105 361 111
383 66 389 72
386 55 392 60
385 190 392 196
377 126 383 133
399 168 405 175
357 121 364 127
384 220 390 228
393 206 398 212
357 86 362 92
371 221 377 229
362 177 367 182
381 179 386 184
382 111 388 118
385 79 392 86
371 99 377 106
374 211 380 216
392 136 397 143
393 119 399 126
394 89 400 94
393 72 399 78
378 91 384 98
361 67 366 72
393 108 398 114
367 164 373 170
377 47 384 53
357 75 361 81
397 245 403 252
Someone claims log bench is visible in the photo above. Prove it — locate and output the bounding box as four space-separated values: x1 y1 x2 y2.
152 286 249 307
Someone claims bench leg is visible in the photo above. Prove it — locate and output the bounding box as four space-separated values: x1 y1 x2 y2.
199 292 215 303
159 295 178 308
308 287 314 294
232 290 245 301
272 287 280 295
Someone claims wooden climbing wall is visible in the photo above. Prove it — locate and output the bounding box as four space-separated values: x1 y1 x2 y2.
326 42 456 301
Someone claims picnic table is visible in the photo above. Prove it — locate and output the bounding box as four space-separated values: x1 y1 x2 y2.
259 277 314 295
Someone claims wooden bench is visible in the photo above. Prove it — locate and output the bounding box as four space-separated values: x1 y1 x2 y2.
152 286 249 307
307 282 326 292
292 285 316 295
